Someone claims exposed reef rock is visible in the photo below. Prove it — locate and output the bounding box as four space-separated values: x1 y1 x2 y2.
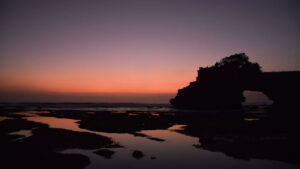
94 149 115 159
132 150 145 160
171 53 300 109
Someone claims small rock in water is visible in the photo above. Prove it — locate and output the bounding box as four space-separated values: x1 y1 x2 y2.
94 149 115 159
132 150 144 160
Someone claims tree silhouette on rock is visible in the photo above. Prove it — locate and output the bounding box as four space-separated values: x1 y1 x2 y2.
171 53 262 109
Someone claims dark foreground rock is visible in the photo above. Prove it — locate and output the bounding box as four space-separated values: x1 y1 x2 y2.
1 108 299 165
94 149 115 159
132 150 144 159
33 109 170 142
77 112 172 143
176 113 300 164
0 118 114 169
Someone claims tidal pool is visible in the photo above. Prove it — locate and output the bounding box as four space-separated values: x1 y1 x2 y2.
21 112 299 169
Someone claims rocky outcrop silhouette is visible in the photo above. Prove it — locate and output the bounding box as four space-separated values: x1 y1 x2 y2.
170 53 300 109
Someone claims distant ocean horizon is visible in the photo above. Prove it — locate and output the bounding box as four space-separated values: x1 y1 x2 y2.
0 91 272 114
0 91 272 105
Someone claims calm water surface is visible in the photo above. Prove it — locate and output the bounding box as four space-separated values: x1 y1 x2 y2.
16 111 298 169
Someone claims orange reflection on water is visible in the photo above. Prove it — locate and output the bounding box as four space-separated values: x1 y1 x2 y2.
168 124 187 130
26 117 84 132
244 118 260 121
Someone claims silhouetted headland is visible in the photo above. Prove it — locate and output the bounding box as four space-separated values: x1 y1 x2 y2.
171 53 300 109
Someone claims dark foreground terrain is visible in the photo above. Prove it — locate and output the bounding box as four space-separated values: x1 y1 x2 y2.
0 103 299 169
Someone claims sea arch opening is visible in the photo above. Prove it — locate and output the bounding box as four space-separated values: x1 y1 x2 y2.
242 90 273 105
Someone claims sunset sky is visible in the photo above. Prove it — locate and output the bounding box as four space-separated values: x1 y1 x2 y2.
0 0 299 102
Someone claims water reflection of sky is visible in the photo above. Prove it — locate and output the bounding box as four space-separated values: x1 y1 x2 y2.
23 113 299 169
9 129 33 141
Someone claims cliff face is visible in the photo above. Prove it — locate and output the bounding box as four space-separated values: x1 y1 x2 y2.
170 53 300 109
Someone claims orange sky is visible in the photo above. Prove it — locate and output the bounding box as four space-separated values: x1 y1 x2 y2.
0 51 198 94
0 68 195 94
1 0 299 103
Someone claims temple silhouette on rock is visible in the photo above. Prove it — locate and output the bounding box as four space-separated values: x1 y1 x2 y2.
170 53 300 109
